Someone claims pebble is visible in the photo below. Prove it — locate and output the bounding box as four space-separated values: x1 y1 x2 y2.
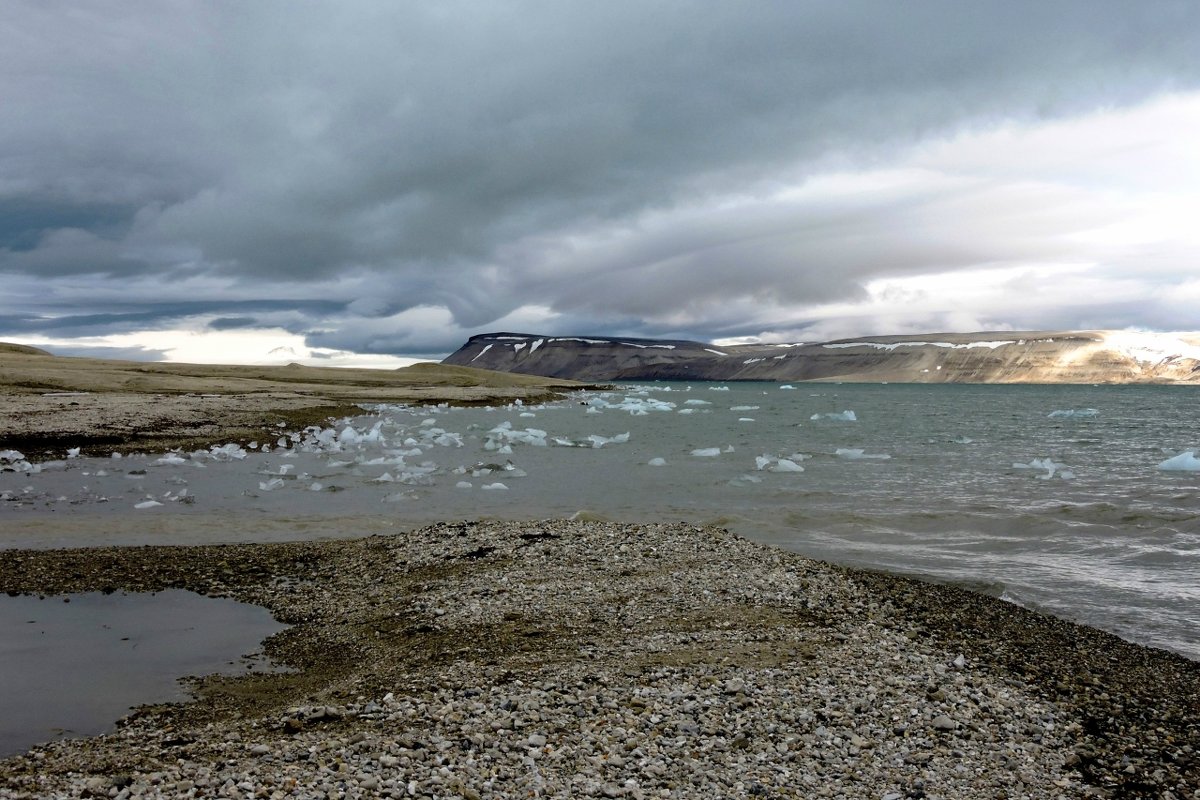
1 519 1196 798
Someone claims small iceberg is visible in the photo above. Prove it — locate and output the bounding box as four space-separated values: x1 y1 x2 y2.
1158 451 1200 471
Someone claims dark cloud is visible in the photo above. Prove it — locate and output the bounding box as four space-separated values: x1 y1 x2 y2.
2 1 1200 355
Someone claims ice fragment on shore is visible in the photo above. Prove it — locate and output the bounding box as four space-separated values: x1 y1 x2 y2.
1158 451 1200 471
66 447 80 459
209 443 248 461
811 410 857 421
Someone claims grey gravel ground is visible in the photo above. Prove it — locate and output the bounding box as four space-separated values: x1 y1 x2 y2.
0 520 1196 799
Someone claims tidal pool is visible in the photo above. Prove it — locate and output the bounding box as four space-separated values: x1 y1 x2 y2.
0 589 286 758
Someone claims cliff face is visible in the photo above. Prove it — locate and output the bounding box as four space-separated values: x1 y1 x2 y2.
443 331 1200 384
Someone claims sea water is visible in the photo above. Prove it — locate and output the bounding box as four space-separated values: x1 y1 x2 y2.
1 382 1198 660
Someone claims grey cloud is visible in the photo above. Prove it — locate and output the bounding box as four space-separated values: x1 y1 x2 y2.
2 2 1200 353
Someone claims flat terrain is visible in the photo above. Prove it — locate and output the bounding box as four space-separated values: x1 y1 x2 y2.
0 343 600 457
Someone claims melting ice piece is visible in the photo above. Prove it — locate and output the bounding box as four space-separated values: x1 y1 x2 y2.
1158 451 1200 471
258 478 286 491
134 500 163 509
455 481 473 489
481 482 509 491
730 406 760 411
771 459 805 472
66 448 80 459
779 385 796 390
708 386 730 391
309 482 324 491
208 443 248 461
586 432 631 449
647 457 667 467
684 399 711 406
1048 408 1099 419
835 448 890 460
811 410 857 421
691 448 722 457
1012 458 1067 478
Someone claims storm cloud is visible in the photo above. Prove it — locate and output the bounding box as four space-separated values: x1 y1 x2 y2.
4 2 1200 358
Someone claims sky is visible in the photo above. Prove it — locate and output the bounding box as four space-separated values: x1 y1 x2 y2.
3 2 1200 366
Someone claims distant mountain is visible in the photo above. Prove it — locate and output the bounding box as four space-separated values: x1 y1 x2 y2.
443 330 1200 384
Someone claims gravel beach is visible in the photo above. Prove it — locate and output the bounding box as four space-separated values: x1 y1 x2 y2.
1 519 1196 799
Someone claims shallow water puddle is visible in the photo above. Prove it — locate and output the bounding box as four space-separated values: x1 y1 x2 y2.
0 590 286 758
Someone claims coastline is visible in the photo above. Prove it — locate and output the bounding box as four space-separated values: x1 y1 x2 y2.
1 520 1196 798
0 346 602 458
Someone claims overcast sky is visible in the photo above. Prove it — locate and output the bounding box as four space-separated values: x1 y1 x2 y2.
4 2 1200 364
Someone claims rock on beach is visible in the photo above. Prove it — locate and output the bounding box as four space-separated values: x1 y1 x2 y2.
0 519 1197 798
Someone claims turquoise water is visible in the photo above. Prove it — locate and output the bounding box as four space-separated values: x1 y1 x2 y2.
2 382 1198 659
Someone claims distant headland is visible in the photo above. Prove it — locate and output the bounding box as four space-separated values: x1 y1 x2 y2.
443 330 1200 384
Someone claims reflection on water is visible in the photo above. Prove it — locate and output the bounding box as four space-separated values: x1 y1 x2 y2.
0 590 285 757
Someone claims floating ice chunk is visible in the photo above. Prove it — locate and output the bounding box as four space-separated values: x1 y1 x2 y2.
730 405 760 411
374 472 395 482
309 482 324 491
1158 451 1200 471
677 408 695 415
520 412 536 418
481 482 509 491
111 452 122 459
66 447 80 459
771 458 805 472
382 491 417 503
1048 408 1099 419
154 453 190 466
723 445 734 453
738 418 755 422
647 457 667 467
277 464 295 475
586 406 602 414
258 478 286 491
835 448 890 460
811 410 857 421
779 385 796 390
691 448 722 457
953 436 974 444
1012 458 1067 478
586 432 631 448
455 481 473 489
134 500 163 509
684 399 711 406
248 441 259 449
708 386 730 391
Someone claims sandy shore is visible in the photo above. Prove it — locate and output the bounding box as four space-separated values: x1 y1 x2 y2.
0 520 1196 799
